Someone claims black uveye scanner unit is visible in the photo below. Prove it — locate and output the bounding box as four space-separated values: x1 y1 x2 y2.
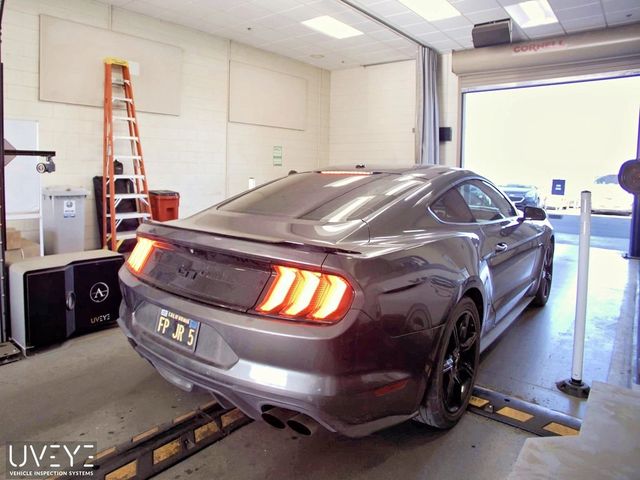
9 250 124 351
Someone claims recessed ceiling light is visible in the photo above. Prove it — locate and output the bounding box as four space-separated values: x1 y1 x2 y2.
310 54 325 59
397 0 461 22
301 15 364 39
504 0 558 28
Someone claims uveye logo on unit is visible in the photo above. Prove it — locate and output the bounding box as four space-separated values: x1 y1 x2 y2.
89 282 109 303
5 441 97 478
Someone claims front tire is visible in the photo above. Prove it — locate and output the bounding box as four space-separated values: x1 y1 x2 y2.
415 297 480 429
531 240 554 307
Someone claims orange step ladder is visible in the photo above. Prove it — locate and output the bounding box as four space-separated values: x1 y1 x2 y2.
102 57 151 251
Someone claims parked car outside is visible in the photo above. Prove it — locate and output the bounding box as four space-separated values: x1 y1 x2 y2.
590 174 633 215
499 184 541 208
118 166 554 437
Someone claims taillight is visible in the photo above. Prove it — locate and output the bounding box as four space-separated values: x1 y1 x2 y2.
126 237 155 274
256 265 353 323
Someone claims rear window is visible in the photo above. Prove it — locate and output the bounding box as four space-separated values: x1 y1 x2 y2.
218 172 426 221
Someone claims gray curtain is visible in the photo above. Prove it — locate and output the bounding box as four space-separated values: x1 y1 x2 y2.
416 46 439 165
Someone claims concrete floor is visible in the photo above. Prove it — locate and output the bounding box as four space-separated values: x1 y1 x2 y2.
0 244 637 479
478 244 638 418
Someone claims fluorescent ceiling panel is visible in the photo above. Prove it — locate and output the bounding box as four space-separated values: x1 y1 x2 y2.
505 0 559 28
301 15 364 39
397 0 461 22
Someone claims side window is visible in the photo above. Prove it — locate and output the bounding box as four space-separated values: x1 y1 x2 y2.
430 188 475 223
479 181 517 218
457 181 515 223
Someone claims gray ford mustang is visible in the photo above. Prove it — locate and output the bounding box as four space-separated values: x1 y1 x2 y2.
118 165 554 437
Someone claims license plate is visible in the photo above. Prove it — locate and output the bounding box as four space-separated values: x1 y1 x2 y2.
155 308 200 351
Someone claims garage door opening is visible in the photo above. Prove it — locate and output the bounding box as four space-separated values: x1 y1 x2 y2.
461 74 640 252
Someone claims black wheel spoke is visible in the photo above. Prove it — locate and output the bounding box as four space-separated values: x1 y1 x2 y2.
445 370 456 405
461 361 474 379
460 331 478 352
452 323 461 350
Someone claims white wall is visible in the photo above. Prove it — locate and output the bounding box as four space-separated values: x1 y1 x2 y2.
3 0 329 249
437 53 459 167
226 43 330 196
328 56 461 169
329 61 416 167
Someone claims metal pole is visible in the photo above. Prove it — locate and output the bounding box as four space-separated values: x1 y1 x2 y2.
556 190 591 398
0 0 7 343
572 191 591 382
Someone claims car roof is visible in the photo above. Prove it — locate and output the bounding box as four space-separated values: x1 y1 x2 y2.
316 164 472 181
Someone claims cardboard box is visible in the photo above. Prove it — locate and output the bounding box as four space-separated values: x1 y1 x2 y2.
5 239 41 266
7 228 22 250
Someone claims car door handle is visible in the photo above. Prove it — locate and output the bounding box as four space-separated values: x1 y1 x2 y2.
495 243 508 253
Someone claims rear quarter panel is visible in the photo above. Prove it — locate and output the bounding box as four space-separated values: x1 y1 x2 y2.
323 233 486 391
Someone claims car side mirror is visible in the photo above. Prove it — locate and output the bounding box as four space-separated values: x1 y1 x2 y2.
520 206 547 221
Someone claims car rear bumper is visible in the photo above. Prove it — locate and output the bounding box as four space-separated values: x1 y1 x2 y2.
118 268 440 437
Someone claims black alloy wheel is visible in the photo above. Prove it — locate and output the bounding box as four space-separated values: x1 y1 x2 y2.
416 297 480 429
532 240 554 307
441 310 478 414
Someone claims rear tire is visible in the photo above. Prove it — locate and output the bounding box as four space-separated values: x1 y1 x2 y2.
415 297 480 429
531 240 554 307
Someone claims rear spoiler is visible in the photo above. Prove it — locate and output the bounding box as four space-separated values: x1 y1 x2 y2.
137 221 364 256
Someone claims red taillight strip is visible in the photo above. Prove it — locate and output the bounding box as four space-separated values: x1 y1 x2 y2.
309 274 349 320
256 265 353 323
126 237 155 273
257 266 297 313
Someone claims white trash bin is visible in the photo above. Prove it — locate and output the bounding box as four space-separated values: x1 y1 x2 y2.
42 186 90 254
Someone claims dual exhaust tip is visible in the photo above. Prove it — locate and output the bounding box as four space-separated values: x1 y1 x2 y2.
261 407 319 436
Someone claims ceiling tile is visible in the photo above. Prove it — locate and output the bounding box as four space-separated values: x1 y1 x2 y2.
450 0 502 14
523 22 566 38
385 10 432 27
401 21 439 35
604 6 640 25
367 28 406 41
445 24 474 40
414 30 452 43
354 0 410 18
463 7 510 24
548 0 598 8
430 15 474 30
562 14 607 32
601 0 640 13
250 0 302 13
554 3 603 21
227 2 273 20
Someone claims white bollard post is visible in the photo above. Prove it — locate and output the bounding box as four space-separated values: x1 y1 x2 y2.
557 190 591 398
248 177 256 190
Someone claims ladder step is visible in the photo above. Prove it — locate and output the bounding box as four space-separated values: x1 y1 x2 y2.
106 212 151 220
113 116 136 123
113 174 145 180
107 193 148 200
112 80 130 86
108 230 138 241
113 97 133 103
113 155 142 160
114 136 139 142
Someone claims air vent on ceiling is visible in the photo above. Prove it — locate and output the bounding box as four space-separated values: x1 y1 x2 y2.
472 19 512 48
